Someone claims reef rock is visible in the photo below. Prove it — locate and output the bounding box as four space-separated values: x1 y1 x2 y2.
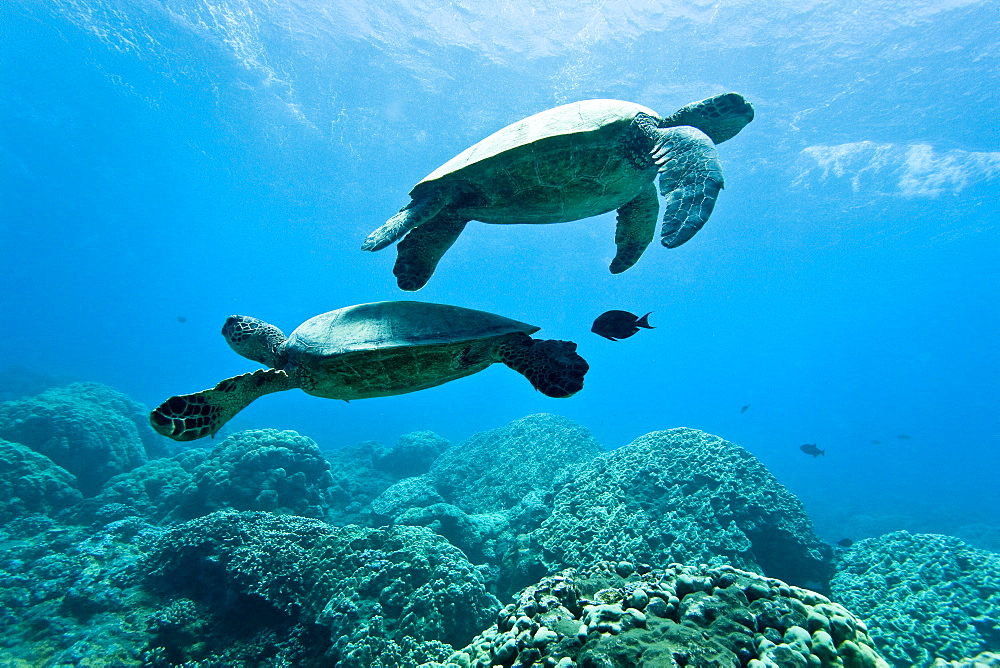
373 430 451 479
428 413 603 515
524 428 834 591
0 438 82 522
831 531 1000 667
169 429 333 520
428 560 888 668
71 448 207 525
144 511 500 666
0 383 152 495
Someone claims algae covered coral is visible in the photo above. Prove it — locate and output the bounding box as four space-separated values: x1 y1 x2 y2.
0 384 995 666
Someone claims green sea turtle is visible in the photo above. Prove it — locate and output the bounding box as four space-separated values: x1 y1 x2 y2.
363 92 754 290
150 301 589 441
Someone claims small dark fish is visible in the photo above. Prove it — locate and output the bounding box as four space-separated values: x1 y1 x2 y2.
837 538 854 548
740 404 750 414
591 310 654 341
897 434 911 440
799 443 825 458
870 440 882 445
176 316 188 323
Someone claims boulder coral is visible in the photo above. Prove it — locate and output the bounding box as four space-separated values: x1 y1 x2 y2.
831 531 1000 667
426 560 888 668
144 511 501 666
0 438 82 522
0 383 152 494
428 413 603 515
373 430 451 479
70 448 207 525
524 428 834 591
0 515 161 666
168 428 334 520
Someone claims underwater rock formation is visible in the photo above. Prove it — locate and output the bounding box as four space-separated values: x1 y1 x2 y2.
373 430 451 479
0 437 81 522
428 413 602 514
831 531 1000 667
323 432 450 525
0 515 161 665
71 448 207 525
365 414 602 592
169 428 334 520
523 428 834 592
144 511 500 666
0 383 154 494
425 560 888 668
73 429 335 524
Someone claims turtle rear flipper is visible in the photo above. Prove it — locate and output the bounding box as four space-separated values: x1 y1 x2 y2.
498 333 589 398
394 213 469 291
652 126 724 248
150 369 295 441
611 182 659 274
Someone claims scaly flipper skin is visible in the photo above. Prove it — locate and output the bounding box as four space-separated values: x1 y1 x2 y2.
149 369 296 441
611 182 659 274
498 333 589 398
652 126 724 248
660 92 755 144
362 190 451 252
393 214 470 291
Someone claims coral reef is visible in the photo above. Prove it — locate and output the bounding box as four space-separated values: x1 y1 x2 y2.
524 428 834 592
70 448 207 525
0 383 154 494
373 430 451 479
428 413 602 514
831 531 1000 667
320 431 449 525
364 414 603 594
144 511 500 666
169 428 334 520
426 560 888 668
0 515 162 665
0 437 81 522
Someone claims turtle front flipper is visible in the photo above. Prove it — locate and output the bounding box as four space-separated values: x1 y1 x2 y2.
393 213 469 291
362 189 451 252
498 333 589 398
652 126 724 249
611 182 659 274
149 369 296 441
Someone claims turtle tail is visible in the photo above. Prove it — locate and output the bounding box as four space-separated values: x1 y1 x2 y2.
149 369 295 441
498 333 589 398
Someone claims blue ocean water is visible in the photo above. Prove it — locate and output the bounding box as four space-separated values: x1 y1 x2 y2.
2 0 997 552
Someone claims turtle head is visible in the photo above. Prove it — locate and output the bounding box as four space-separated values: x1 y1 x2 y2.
661 92 754 144
222 315 288 369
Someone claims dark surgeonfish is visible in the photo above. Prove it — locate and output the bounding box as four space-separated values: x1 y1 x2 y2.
591 310 654 341
740 404 750 414
837 538 854 548
177 316 188 323
800 443 825 458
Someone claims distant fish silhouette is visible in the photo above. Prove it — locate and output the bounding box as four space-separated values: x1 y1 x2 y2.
837 538 854 548
799 443 825 458
591 310 654 341
897 434 911 440
740 404 750 414
870 439 882 445
176 316 188 323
